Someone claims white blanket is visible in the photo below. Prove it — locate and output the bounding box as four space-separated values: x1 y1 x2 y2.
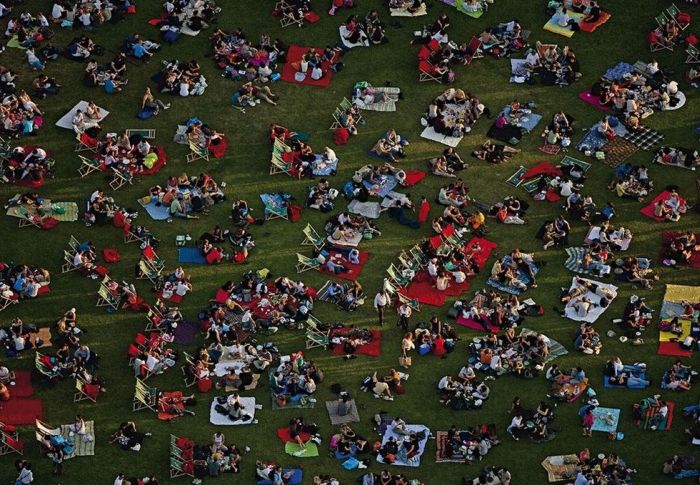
339 25 369 49
564 277 618 323
213 360 248 378
376 424 430 467
55 101 109 130
420 126 463 148
390 4 427 16
347 199 382 219
209 397 257 425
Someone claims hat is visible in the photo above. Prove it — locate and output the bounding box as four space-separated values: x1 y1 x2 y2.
629 295 638 304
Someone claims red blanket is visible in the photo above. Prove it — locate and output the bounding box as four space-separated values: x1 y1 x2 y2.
640 191 687 222
521 161 563 180
280 45 334 88
276 427 311 443
455 315 500 333
657 341 693 357
331 328 381 356
662 231 700 268
319 250 370 281
1 399 43 425
208 136 229 159
403 169 426 187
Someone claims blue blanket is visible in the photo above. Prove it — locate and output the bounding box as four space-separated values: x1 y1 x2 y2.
363 174 398 198
576 121 628 152
139 199 170 220
591 407 620 433
178 247 207 264
603 375 648 389
603 62 635 81
312 157 338 176
502 105 542 133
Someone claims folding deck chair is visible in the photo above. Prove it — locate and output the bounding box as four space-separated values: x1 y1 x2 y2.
330 107 343 130
136 258 163 286
180 351 199 387
77 155 100 178
409 245 428 268
145 308 163 333
339 97 361 122
667 3 690 30
61 250 77 273
301 223 325 250
649 27 674 52
142 245 165 271
109 167 131 191
96 277 121 310
463 36 484 65
296 253 320 273
185 139 210 163
170 435 195 478
270 154 292 176
384 279 421 312
279 9 304 28
387 263 411 287
35 352 61 382
686 44 700 64
126 128 157 139
133 378 158 412
398 250 421 273
15 208 43 229
0 293 17 312
122 223 148 245
418 60 443 83
74 132 97 154
305 314 330 349
73 376 98 403
0 427 23 456
264 203 289 221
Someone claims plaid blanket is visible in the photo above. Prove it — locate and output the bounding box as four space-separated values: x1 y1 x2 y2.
622 126 664 151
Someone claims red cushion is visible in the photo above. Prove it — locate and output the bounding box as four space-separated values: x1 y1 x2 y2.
102 248 120 263
40 217 59 230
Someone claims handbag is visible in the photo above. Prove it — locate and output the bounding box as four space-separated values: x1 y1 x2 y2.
399 356 412 366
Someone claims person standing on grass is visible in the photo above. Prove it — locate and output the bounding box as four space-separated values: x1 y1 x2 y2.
581 407 594 437
397 302 411 330
373 289 388 326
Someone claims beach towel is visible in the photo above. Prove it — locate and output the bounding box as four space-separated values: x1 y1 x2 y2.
209 397 257 425
59 420 95 458
285 441 319 457
590 407 620 433
503 105 542 132
599 137 638 167
639 401 675 431
331 328 381 356
325 399 361 425
564 247 596 276
376 424 430 467
455 0 484 18
657 341 693 357
390 4 427 16
544 12 584 38
138 198 170 221
55 101 109 130
177 247 207 265
362 173 399 198
563 277 618 323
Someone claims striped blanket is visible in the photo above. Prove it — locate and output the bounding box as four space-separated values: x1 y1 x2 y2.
59 420 96 459
564 247 595 276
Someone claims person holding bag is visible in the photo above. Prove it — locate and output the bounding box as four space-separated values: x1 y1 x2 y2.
400 332 415 369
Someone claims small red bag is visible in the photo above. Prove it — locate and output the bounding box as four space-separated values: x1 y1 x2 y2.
197 378 212 393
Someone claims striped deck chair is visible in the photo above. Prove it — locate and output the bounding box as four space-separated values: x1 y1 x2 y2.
398 251 421 273
330 107 343 130
270 153 292 176
186 139 209 163
686 44 700 64
296 253 320 273
384 279 421 311
505 166 527 187
170 455 194 478
73 376 98 403
0 428 23 456
301 223 325 250
61 250 78 273
77 155 100 178
133 378 158 412
142 245 165 271
667 3 690 30
305 314 330 349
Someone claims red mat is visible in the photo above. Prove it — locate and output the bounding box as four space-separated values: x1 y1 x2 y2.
657 341 693 358
403 169 426 187
0 399 43 425
465 237 497 269
10 370 33 398
640 191 678 222
280 45 334 88
578 90 609 111
319 250 369 281
208 136 229 159
662 231 700 268
37 285 51 296
156 290 184 304
402 279 446 307
276 427 312 443
579 11 611 32
455 315 500 333
331 328 381 357
141 145 168 176
521 161 563 181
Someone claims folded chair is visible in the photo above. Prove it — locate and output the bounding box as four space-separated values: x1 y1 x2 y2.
0 427 23 456
73 376 98 403
126 128 157 139
296 253 320 273
667 3 690 30
463 36 484 65
109 167 132 191
133 378 158 412
686 44 700 63
279 9 304 28
649 29 674 52
301 223 325 250
330 107 343 130
180 351 199 387
186 139 210 163
123 222 148 245
418 60 442 83
0 293 17 312
77 155 100 178
61 250 77 273
305 314 330 349
270 153 292 176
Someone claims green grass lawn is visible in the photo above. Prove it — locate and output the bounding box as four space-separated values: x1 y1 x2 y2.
0 0 699 483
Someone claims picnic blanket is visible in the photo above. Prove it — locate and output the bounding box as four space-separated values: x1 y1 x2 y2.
663 284 700 304
6 201 78 223
519 327 568 362
331 328 381 356
327 231 363 247
420 126 463 147
603 62 635 81
486 255 539 296
319 249 369 281
390 4 427 16
271 392 316 410
172 320 199 345
353 86 400 111
280 45 333 88
1 399 43 425
579 11 611 32
563 277 618 323
590 407 620 433
285 441 319 457
639 401 675 431
138 197 170 221
435 431 466 463
260 193 289 219
564 247 596 276
257 469 302 485
177 247 207 264
640 191 677 222
578 90 609 111
600 137 638 167
584 226 632 250
376 424 430 467
456 314 500 333
455 0 484 18
543 12 584 38
503 105 542 133
347 199 382 219
509 58 530 83
362 173 399 198
55 101 109 130
339 25 369 49
622 126 664 151
576 121 628 153
59 420 95 459
209 397 257 425
325 399 360 425
541 455 580 482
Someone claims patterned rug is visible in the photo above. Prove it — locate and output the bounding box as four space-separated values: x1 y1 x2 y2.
601 137 638 167
539 144 561 155
622 126 664 151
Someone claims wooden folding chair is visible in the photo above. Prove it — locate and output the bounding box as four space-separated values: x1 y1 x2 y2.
339 97 361 121
667 3 690 30
0 428 23 456
16 208 42 229
126 128 157 139
387 263 411 287
74 132 97 154
109 167 131 191
0 293 17 312
136 258 162 286
142 245 165 271
269 154 292 176
264 203 289 221
133 378 158 412
77 155 100 178
301 223 325 250
122 223 147 245
279 9 304 28
409 245 428 268
185 139 209 163
463 36 484 65
398 250 421 273
96 284 121 310
305 314 330 349
145 308 163 333
296 253 320 273
686 44 700 64
330 107 343 130
61 250 78 274
180 352 198 387
170 456 193 478
34 352 61 382
73 376 98 403
418 60 442 82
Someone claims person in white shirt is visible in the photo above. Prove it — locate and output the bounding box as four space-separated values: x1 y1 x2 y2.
164 1 175 14
427 258 439 278
398 303 412 330
559 178 574 197
175 280 191 296
507 414 523 440
79 11 91 27
52 2 65 19
373 290 388 326
0 3 11 18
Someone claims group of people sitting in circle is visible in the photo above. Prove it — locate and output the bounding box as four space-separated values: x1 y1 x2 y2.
418 238 484 293
438 371 491 410
489 249 540 292
0 261 50 303
0 316 43 358
377 417 427 465
0 88 43 137
160 0 221 37
147 171 225 219
507 396 556 442
292 46 343 82
609 163 652 201
213 29 285 82
370 129 408 163
570 448 638 485
341 12 387 46
441 424 501 464
1 145 52 184
478 19 527 58
661 360 694 391
468 328 551 380
155 59 208 97
521 43 581 86
425 89 485 139
270 352 323 406
87 131 164 177
652 187 688 222
546 364 589 401
663 231 698 267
